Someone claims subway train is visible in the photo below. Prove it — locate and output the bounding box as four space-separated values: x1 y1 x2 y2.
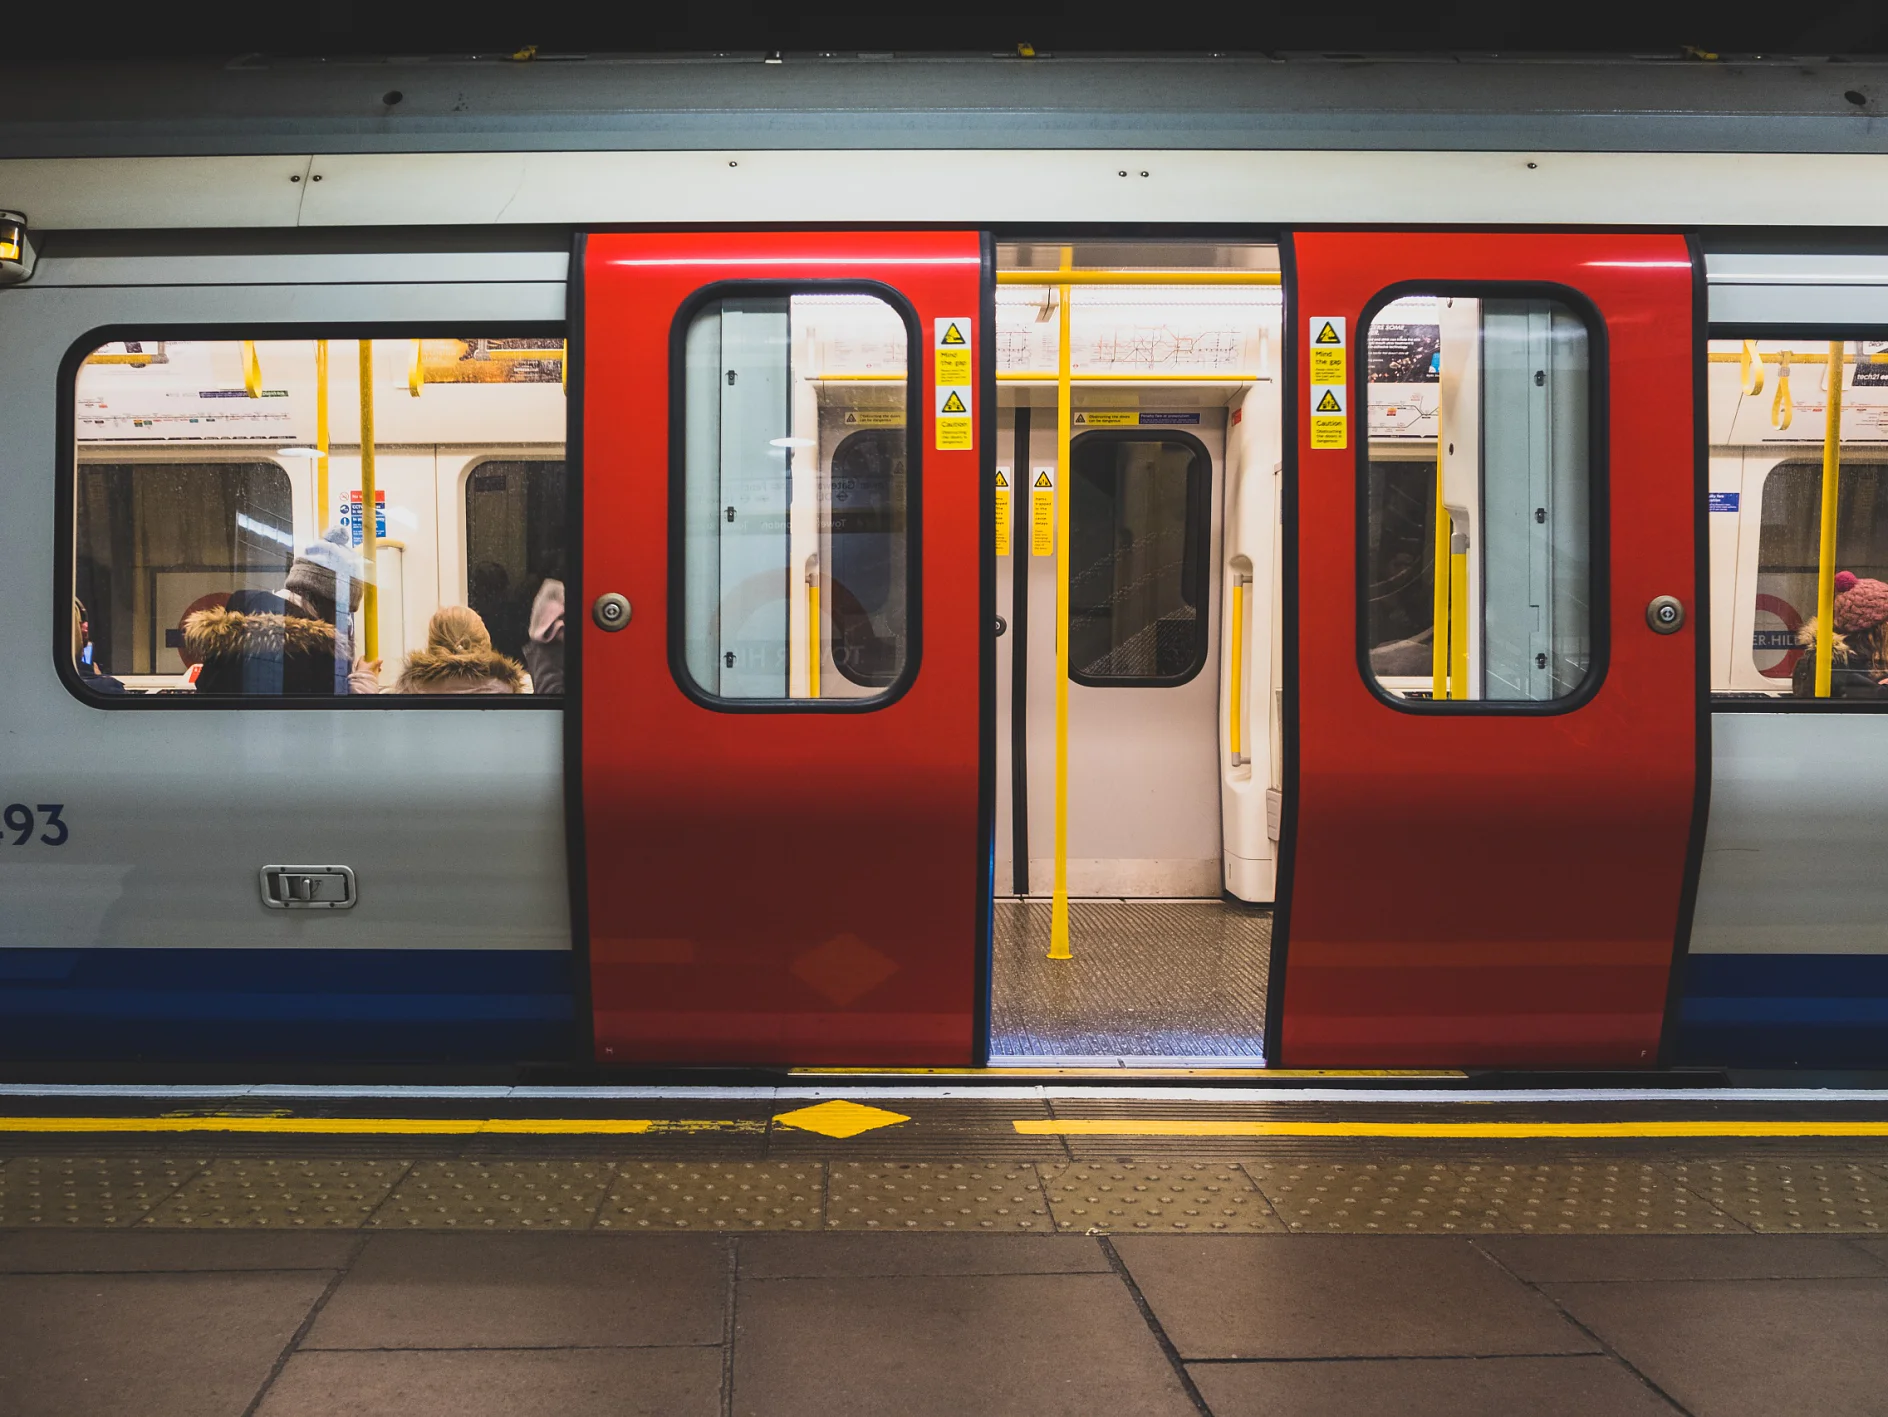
3 52 1888 1073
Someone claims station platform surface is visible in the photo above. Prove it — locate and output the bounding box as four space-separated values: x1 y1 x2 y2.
2 1084 1887 1415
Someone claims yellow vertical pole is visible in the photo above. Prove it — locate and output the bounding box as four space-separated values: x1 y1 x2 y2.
1430 404 1450 699
357 339 380 663
1815 339 1845 698
1229 579 1246 760
807 572 822 699
1449 537 1470 699
1049 248 1074 961
314 340 331 533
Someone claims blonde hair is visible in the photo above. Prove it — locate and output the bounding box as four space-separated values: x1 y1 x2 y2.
426 605 493 655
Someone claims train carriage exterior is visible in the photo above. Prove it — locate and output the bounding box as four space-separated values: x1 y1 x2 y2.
5 52 1888 1073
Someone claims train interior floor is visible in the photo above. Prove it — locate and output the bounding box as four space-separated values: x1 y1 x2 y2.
989 897 1272 1063
4 1090 1888 1414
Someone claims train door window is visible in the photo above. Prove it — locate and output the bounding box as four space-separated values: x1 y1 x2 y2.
1361 293 1596 706
65 335 568 700
465 460 567 664
676 289 916 706
1067 429 1211 685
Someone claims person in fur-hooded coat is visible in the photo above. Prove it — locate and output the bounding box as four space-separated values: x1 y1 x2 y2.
395 605 525 695
1793 570 1888 699
185 528 379 695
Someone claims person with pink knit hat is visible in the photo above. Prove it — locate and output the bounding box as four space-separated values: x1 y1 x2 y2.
1793 570 1888 698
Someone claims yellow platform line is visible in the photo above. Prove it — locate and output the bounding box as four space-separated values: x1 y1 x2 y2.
0 1117 762 1136
1014 1119 1888 1139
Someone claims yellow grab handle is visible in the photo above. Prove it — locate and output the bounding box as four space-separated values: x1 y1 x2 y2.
806 562 822 700
1741 339 1765 395
241 340 262 398
1229 576 1248 763
1773 351 1794 430
408 339 424 397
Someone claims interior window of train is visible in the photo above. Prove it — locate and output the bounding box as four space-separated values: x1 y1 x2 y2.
67 336 568 701
1706 338 1888 702
676 290 914 706
1361 293 1595 707
1067 429 1211 685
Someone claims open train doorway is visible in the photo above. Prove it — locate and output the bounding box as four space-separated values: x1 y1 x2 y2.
989 241 1284 1065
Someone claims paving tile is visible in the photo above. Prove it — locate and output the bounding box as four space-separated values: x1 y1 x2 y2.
1041 1160 1285 1233
368 1160 610 1230
1189 1355 1679 1416
1668 1160 1888 1232
738 1232 1112 1277
0 1155 203 1227
732 1272 1195 1416
305 1232 726 1349
0 1270 331 1417
600 1162 823 1231
1548 1277 1888 1417
1113 1236 1595 1358
1247 1161 1504 1232
1452 1161 1746 1234
1478 1233 1888 1282
0 1227 358 1272
142 1157 406 1228
826 1161 1052 1231
253 1348 721 1417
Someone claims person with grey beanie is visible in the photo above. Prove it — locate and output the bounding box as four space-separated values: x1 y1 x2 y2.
186 526 381 695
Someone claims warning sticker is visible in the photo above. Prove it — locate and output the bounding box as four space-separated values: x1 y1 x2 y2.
1073 411 1138 427
1310 316 1347 384
842 410 904 428
936 383 973 451
1310 383 1348 450
995 469 1012 557
1031 468 1054 556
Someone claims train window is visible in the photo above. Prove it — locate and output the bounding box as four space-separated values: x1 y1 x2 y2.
1067 430 1211 685
65 335 568 701
676 289 916 706
465 460 567 666
1362 293 1596 706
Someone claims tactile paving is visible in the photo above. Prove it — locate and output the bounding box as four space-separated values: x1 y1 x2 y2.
369 1160 612 1229
1247 1161 1503 1232
0 1155 202 1227
1451 1162 1745 1233
1040 1161 1285 1232
600 1162 825 1230
827 1162 1051 1230
142 1157 406 1227
1670 1160 1888 1232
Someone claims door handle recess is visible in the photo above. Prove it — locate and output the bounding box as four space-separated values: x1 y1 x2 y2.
261 865 357 910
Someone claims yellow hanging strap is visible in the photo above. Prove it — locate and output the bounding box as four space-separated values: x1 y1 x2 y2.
1814 340 1845 698
1773 350 1794 430
241 340 262 398
358 340 380 664
314 340 331 533
1049 247 1074 962
1740 339 1765 395
408 339 425 397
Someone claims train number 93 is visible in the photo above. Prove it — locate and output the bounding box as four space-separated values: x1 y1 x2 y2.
5 804 67 846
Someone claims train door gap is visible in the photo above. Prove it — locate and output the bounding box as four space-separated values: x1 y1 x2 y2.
988 239 1284 1067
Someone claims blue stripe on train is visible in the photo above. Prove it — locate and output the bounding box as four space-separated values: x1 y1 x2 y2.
0 949 577 1063
1678 953 1888 1068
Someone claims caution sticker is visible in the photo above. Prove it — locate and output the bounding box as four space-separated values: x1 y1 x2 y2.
1310 382 1348 450
1073 411 1138 427
842 409 904 428
1309 316 1347 385
1030 468 1054 556
995 468 1012 557
935 318 974 450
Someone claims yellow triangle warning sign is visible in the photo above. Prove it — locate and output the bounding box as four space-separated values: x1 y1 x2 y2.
1315 321 1342 345
843 412 859 423
995 470 1009 488
940 390 967 414
940 322 966 346
1034 471 1052 489
1315 389 1343 413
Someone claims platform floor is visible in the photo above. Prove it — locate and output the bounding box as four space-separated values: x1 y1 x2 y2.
3 1089 1888 1414
989 898 1271 1062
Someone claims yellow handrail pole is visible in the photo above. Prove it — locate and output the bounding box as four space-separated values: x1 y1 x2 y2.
1815 339 1845 698
1449 531 1470 699
358 340 380 664
1229 577 1246 761
1431 403 1450 699
996 270 1282 287
807 556 822 700
314 340 331 533
408 338 425 397
1049 249 1075 962
241 340 262 397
